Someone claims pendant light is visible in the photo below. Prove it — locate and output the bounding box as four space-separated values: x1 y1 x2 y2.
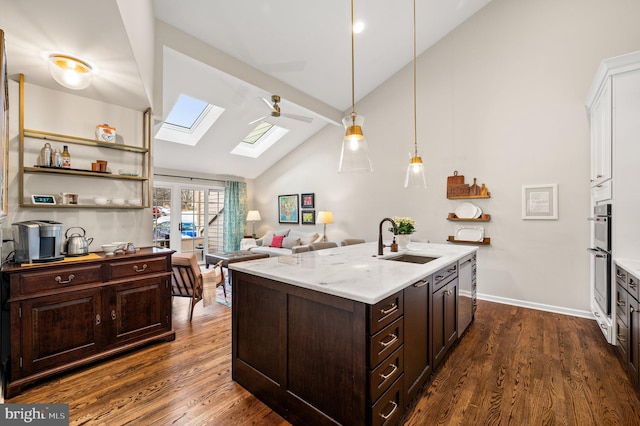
404 0 427 188
339 0 373 173
47 54 93 90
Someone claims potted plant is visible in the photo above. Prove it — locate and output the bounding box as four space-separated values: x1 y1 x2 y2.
389 216 416 249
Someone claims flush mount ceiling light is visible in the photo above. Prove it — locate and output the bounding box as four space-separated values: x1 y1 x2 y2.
404 0 427 189
339 0 373 174
47 54 93 90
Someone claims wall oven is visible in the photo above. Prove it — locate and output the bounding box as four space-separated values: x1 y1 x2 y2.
588 203 612 315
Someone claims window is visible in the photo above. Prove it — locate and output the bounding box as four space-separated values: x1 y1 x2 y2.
231 121 289 158
155 94 224 146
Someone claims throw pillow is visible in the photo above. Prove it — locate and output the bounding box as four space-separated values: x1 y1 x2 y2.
282 237 301 249
270 234 285 248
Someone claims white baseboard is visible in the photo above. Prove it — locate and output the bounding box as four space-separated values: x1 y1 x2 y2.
477 293 593 319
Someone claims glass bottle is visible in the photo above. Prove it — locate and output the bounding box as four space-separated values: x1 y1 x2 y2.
61 145 71 168
53 149 62 168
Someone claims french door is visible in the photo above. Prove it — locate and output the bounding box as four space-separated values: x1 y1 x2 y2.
153 183 224 262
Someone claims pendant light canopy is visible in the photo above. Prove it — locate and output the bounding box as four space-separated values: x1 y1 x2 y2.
404 0 427 189
339 0 373 174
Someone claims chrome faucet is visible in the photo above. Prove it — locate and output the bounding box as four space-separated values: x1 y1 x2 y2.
378 218 398 255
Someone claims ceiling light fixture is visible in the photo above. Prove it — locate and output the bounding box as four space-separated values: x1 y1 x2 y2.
47 54 93 90
339 0 373 174
404 0 427 189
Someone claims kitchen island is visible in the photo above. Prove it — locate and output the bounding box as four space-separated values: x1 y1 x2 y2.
230 242 477 426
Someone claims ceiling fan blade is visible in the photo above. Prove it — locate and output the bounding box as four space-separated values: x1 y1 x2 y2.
261 97 276 111
248 115 268 125
280 113 313 123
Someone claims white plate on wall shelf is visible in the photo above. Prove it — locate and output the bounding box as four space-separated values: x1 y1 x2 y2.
455 202 478 219
455 226 484 242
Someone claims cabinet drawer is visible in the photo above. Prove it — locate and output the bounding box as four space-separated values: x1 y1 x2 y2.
628 273 640 302
616 316 628 360
616 266 628 290
370 317 403 367
617 284 629 326
371 375 404 426
433 263 458 292
109 257 168 279
18 264 103 295
370 291 403 334
370 346 403 404
591 178 612 203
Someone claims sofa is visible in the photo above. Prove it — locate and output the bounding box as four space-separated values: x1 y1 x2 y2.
247 228 322 256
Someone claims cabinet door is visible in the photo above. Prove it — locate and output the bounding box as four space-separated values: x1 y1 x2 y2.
403 275 430 404
105 275 171 347
629 297 640 387
590 79 612 187
432 284 447 368
19 288 102 376
444 279 459 349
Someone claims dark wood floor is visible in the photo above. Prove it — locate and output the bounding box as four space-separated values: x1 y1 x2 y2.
4 298 640 425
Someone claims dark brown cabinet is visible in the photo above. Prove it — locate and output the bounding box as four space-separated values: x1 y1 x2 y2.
432 264 458 369
614 263 640 390
1 248 175 398
403 274 431 405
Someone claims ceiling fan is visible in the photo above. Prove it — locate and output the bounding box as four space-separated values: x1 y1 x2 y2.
249 95 313 125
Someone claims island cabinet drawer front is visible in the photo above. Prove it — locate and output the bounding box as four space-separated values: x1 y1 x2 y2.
370 317 404 367
371 375 404 426
17 265 103 295
616 316 628 359
370 291 404 334
628 273 640 302
617 284 629 326
370 346 404 403
109 257 167 279
616 266 628 290
433 263 458 292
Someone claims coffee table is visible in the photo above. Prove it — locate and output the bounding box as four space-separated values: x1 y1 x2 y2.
205 250 269 283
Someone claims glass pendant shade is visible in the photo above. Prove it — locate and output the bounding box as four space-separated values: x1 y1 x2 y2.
47 54 93 90
404 154 427 188
339 114 373 173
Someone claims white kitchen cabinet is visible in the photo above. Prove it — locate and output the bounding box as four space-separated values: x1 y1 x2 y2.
588 79 612 189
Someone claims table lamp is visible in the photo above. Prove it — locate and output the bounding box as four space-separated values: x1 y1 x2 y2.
246 210 261 238
316 211 334 242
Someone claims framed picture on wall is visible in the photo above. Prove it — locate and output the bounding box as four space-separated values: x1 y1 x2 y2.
522 184 558 220
278 194 299 224
301 210 316 225
301 193 315 209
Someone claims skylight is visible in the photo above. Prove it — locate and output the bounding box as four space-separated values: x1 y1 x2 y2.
155 94 224 146
231 121 289 158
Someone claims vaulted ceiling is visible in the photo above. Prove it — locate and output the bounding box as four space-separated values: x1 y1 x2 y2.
1 0 493 179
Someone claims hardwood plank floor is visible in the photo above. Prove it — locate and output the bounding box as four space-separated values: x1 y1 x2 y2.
4 299 640 425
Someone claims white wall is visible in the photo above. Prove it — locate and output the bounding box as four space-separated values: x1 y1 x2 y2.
252 0 640 315
3 80 152 253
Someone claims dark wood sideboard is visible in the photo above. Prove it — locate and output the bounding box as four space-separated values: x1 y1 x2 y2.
1 247 176 398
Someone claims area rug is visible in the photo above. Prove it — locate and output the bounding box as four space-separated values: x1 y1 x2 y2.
215 281 231 307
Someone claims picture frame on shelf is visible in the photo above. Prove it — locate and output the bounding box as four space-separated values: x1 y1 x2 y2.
278 194 299 224
522 184 558 220
301 210 316 225
301 193 315 209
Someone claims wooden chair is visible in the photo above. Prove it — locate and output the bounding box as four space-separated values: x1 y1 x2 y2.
171 252 223 322
309 242 338 251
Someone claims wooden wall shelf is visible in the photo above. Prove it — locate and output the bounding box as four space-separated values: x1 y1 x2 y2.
447 236 491 245
447 195 491 200
447 213 491 221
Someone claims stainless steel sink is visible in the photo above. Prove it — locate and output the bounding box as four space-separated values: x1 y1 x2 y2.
383 254 437 264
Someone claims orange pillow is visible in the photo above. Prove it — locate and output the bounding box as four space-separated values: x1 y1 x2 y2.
270 234 285 248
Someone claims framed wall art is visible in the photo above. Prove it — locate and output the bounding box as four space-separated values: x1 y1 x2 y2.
301 193 315 209
522 184 558 220
278 194 299 224
301 210 316 225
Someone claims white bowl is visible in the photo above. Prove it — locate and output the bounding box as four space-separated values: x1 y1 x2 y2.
101 244 119 255
94 197 109 205
111 198 126 206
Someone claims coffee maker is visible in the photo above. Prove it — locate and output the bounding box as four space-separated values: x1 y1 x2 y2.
12 220 64 263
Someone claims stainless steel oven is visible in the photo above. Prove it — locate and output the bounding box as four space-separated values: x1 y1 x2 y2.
588 204 612 315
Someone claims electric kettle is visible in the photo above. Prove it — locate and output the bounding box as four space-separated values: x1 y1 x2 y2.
64 226 94 256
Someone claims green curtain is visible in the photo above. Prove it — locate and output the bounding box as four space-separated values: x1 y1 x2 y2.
223 181 247 252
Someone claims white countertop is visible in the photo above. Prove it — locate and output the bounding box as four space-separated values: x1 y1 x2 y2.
229 242 478 304
615 258 640 278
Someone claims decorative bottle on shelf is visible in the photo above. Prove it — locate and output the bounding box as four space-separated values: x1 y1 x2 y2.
39 143 52 167
53 149 62 168
61 145 71 168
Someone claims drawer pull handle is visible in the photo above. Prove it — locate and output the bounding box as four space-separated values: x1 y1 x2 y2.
95 314 101 325
630 280 637 289
448 267 457 273
55 274 75 284
379 334 398 348
594 311 600 317
133 264 148 273
413 280 428 288
380 303 397 316
618 335 626 343
617 300 626 307
379 401 398 421
600 323 607 329
435 275 445 281
444 289 453 296
379 363 398 381
111 310 117 321
631 307 636 313
617 273 626 279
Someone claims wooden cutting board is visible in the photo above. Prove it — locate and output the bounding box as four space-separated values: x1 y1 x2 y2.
447 171 467 197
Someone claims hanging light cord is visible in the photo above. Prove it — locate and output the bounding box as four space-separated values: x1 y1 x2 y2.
413 0 418 157
351 0 357 119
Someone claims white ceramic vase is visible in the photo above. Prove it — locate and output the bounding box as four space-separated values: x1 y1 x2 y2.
397 234 411 250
